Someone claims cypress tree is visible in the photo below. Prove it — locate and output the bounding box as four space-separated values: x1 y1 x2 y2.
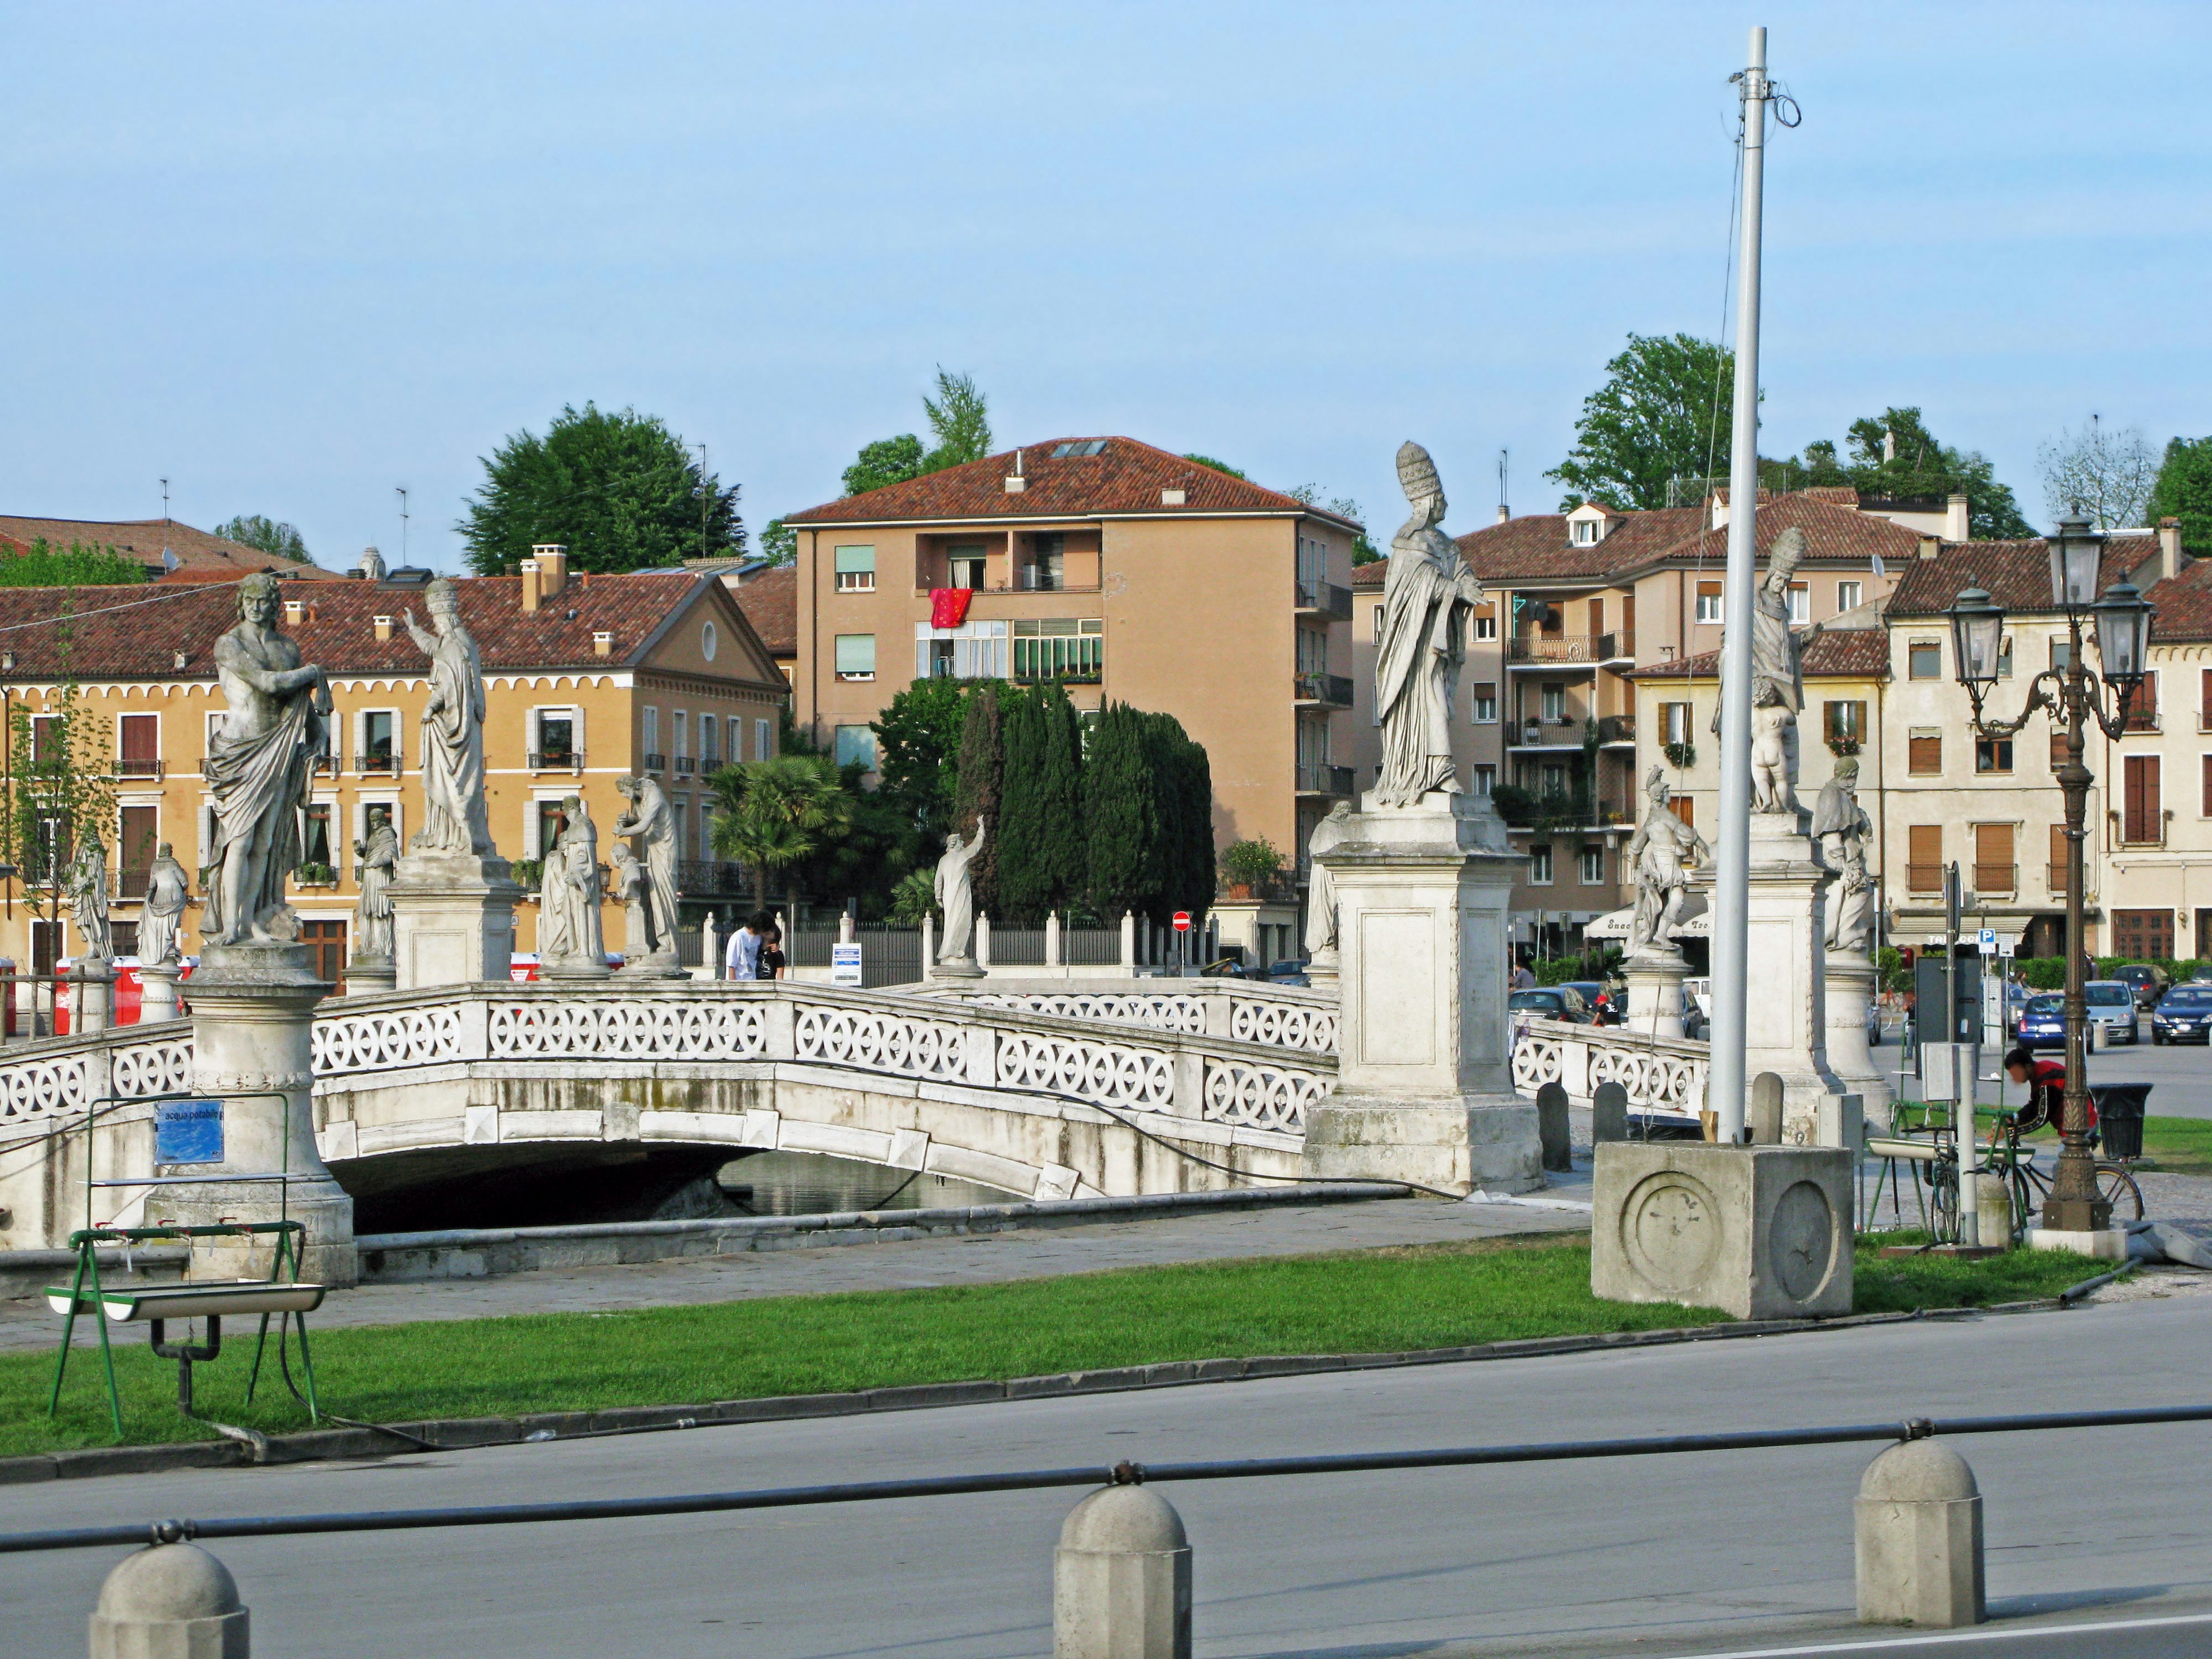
1085 703 1155 923
949 684 1003 916
994 687 1050 923
1035 685 1088 912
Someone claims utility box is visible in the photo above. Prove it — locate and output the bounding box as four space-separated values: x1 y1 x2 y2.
1914 956 1982 1046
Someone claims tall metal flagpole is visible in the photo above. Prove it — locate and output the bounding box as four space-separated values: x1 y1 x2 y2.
1709 25 1772 1144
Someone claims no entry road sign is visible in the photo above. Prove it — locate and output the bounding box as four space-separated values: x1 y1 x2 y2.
1172 911 1192 932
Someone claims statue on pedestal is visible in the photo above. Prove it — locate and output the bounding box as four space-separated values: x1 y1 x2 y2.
1625 766 1709 959
402 579 494 857
65 826 112 959
935 817 987 964
611 842 651 962
612 777 679 961
1814 758 1876 954
206 571 331 945
1374 441 1483 806
139 843 191 965
354 808 398 962
1303 802 1353 959
539 796 607 971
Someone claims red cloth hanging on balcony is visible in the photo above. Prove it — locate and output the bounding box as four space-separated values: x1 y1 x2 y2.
930 588 974 629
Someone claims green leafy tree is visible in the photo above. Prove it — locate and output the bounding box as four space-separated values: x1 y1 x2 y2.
757 518 797 566
1143 711 1214 925
1775 407 2034 539
0 539 147 588
213 514 309 563
1288 484 1380 564
872 677 971 846
459 402 744 575
990 684 1086 923
1032 686 1087 911
797 761 923 919
706 752 851 910
921 368 991 471
1183 454 1245 478
889 868 936 925
2149 437 2212 556
843 434 926 497
1549 333 1736 511
949 684 1005 914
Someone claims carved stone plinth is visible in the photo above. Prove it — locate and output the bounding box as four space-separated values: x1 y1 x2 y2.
149 940 354 1287
73 957 113 1035
930 956 986 982
1301 791 1542 1196
344 956 397 997
1744 816 1849 1141
1824 951 1891 1122
390 850 521 988
1303 946 1339 993
1623 948 1689 1039
544 953 613 982
138 962 183 1023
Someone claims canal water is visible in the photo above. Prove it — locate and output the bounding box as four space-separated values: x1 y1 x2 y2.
717 1150 1020 1215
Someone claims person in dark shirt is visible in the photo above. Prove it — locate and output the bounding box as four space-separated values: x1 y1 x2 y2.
2005 1045 2093 1136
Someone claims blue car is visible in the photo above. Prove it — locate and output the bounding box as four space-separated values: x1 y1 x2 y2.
2154 984 2212 1045
2017 993 2066 1052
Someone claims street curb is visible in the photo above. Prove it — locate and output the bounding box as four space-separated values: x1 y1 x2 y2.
0 1294 2074 1485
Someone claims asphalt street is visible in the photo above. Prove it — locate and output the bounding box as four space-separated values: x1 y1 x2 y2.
1873 1016 2212 1118
7 1291 2212 1657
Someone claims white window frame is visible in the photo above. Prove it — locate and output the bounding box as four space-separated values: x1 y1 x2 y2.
1472 684 1498 725
1473 613 1498 642
835 634 878 682
756 718 772 761
355 797 402 854
1540 684 1566 724
1471 763 1495 798
642 706 661 768
699 712 719 770
530 704 582 769
1695 585 1724 625
1578 844 1604 885
115 710 161 777
700 620 718 662
1572 520 1597 546
833 545 877 592
355 707 400 774
1529 843 1555 885
1786 583 1810 625
912 620 1007 680
1837 579 1862 612
526 791 570 858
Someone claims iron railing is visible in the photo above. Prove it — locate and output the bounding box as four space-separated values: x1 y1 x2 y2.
676 860 747 897
1596 714 1635 744
1972 862 2017 894
1296 762 1355 797
113 758 164 781
1292 672 1354 708
1506 633 1616 665
528 751 583 772
1294 578 1353 620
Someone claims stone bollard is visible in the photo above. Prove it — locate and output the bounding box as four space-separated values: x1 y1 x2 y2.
1535 1081 1572 1172
1749 1071 1785 1146
90 1541 249 1657
1590 1080 1629 1145
1855 1438 1985 1628
1054 1481 1191 1659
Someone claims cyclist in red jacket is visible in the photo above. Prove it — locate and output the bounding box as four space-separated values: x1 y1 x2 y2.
2005 1046 2094 1137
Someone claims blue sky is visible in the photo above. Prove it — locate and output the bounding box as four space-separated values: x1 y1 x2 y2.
3 2 2206 570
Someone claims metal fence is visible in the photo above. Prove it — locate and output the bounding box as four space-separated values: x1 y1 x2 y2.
1065 928 1121 966
786 926 923 987
990 927 1047 967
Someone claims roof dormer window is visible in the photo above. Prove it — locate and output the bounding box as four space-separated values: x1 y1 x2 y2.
1572 519 1599 546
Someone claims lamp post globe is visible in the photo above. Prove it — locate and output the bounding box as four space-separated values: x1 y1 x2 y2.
1948 586 2006 703
2092 580 2155 695
2047 510 2105 612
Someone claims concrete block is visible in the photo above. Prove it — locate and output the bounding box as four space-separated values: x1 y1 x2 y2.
1303 1097 1542 1195
1535 1082 1572 1172
90 1541 251 1657
2025 1227 2128 1259
1591 1141 1853 1320
1855 1438 1984 1627
1054 1483 1192 1659
1590 1081 1628 1145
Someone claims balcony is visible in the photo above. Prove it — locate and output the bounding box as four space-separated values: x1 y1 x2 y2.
309 752 340 779
1907 863 1943 895
1506 632 1617 668
1296 762 1355 798
674 755 696 778
2124 709 2161 734
1491 785 1630 833
1512 718 1585 749
1596 714 1635 745
643 752 667 773
114 758 164 782
528 749 584 774
677 859 747 896
357 753 399 778
1293 671 1355 709
1973 862 2018 896
1294 577 1354 620
116 866 150 899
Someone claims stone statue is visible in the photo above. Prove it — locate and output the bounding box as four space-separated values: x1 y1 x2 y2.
139 843 191 966
1624 766 1710 959
402 578 494 857
1304 802 1353 957
65 825 112 959
1373 441 1484 807
358 546 385 581
610 842 651 961
354 807 398 962
539 796 605 968
205 570 331 945
612 775 679 960
935 816 987 964
1815 757 1876 955
1708 527 1818 816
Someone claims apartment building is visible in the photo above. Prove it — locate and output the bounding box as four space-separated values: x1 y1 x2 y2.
3 553 785 980
784 437 1362 881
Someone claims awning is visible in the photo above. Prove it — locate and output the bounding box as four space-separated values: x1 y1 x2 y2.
1586 891 1710 941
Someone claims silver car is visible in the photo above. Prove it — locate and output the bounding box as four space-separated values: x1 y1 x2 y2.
2085 979 2139 1046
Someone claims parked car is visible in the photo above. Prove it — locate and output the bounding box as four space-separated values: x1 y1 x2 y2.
2112 963 2172 1010
2016 993 2065 1052
1265 957 1311 986
2153 983 2212 1045
1681 975 1712 1041
2085 979 2140 1044
1559 979 1623 1025
1508 987 1594 1024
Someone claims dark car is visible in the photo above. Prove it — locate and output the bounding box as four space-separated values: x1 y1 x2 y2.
1265 958 1311 987
2113 963 2172 1010
1509 987 1594 1024
2016 993 2065 1052
1560 979 1623 1025
2154 984 2212 1045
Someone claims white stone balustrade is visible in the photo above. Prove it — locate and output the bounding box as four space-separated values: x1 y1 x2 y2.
1509 1017 1709 1124
944 980 1339 1055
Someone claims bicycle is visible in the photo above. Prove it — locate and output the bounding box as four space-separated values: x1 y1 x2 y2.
1924 1111 2142 1245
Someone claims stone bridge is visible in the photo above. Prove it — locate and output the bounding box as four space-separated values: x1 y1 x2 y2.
0 980 1339 1247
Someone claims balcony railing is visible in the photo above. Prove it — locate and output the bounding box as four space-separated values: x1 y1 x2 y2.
2124 707 2161 733
116 866 150 899
643 752 667 773
1293 672 1354 708
1906 863 1943 895
357 753 399 777
114 758 164 781
1294 578 1354 620
1596 714 1635 745
309 752 340 779
528 750 584 773
1506 633 1617 666
676 859 747 896
1973 862 2018 895
1296 762 1355 797
674 755 696 777
1514 719 1583 746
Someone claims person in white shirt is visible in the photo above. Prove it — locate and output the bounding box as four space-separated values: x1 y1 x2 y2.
726 911 766 980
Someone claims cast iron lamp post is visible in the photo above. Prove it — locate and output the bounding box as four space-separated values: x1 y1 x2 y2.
1947 511 2155 1234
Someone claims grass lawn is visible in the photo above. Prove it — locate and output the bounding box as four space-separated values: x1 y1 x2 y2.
4 1234 2103 1460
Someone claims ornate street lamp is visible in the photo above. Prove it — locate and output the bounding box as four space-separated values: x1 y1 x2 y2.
1948 527 2156 1237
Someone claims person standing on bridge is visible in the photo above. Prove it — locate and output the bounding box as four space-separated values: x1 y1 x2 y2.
725 911 766 980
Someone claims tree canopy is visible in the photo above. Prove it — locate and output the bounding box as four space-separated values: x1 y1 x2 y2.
2149 437 2212 556
872 676 971 846
1548 333 1736 511
1183 454 1245 478
842 434 927 497
757 518 796 567
458 402 744 575
0 538 146 588
1774 406 2033 539
842 370 994 497
2039 418 2157 530
213 514 309 563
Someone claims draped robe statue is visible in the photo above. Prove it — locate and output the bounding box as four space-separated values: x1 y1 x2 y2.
539 796 605 967
206 571 331 945
140 843 191 966
66 827 112 959
610 842 651 961
1625 766 1709 958
1303 802 1353 957
612 775 679 959
1814 759 1876 954
935 817 987 963
354 809 399 962
402 579 495 856
1374 441 1483 806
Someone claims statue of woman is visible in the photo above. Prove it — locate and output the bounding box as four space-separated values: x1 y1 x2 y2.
612 775 679 960
540 796 605 969
1303 802 1352 958
139 843 191 966
354 808 398 963
935 816 987 964
403 578 494 857
1624 766 1709 958
1815 759 1876 954
1374 442 1483 806
66 826 113 959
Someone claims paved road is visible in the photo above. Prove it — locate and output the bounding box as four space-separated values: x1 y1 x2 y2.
1874 1016 2212 1118
9 1289 2212 1657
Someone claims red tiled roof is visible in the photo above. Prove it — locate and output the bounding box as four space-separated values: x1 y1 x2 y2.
1883 536 2155 618
2138 555 2212 642
1350 561 1385 589
731 563 797 655
0 516 343 581
1653 494 1926 571
1635 626 1893 680
1455 507 1707 581
784 438 1359 530
0 571 771 683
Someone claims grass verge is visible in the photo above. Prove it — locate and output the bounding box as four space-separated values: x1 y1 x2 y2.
5 1233 2099 1460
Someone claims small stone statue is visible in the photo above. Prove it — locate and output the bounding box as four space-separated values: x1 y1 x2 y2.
65 825 112 959
1374 442 1484 806
1303 802 1353 958
610 841 652 962
935 816 987 964
204 570 331 946
1815 757 1876 955
402 578 495 857
354 807 399 962
1624 766 1710 959
612 775 680 961
139 843 191 965
539 796 606 969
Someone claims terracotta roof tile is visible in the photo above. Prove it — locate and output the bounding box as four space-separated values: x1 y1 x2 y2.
785 438 1358 530
1635 627 1893 680
1884 536 2155 618
2139 555 2212 642
1350 562 1385 589
0 516 343 581
1654 494 1926 570
1455 507 1707 581
731 563 797 654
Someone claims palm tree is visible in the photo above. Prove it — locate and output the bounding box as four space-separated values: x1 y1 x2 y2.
707 753 852 911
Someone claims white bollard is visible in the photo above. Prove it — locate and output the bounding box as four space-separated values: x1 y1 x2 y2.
1856 1438 1985 1628
90 1540 249 1657
1054 1482 1192 1659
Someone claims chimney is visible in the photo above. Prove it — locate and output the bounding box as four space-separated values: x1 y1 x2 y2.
1005 448 1026 493
593 630 613 657
2160 516 2187 583
1946 493 1969 541
173 650 188 671
521 559 542 613
284 599 305 626
532 543 569 598
1160 487 1186 506
1916 535 1940 561
1495 503 1511 524
373 615 393 642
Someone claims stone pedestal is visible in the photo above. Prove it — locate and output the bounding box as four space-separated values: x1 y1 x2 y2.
1592 1141 1853 1319
148 940 355 1287
1054 1484 1192 1659
1622 947 1690 1038
1825 951 1891 1122
74 957 113 1034
389 850 520 988
1855 1440 1985 1627
544 952 613 982
930 955 986 982
1304 945 1339 993
1744 816 1849 1141
138 962 184 1023
1301 791 1542 1196
344 956 396 997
